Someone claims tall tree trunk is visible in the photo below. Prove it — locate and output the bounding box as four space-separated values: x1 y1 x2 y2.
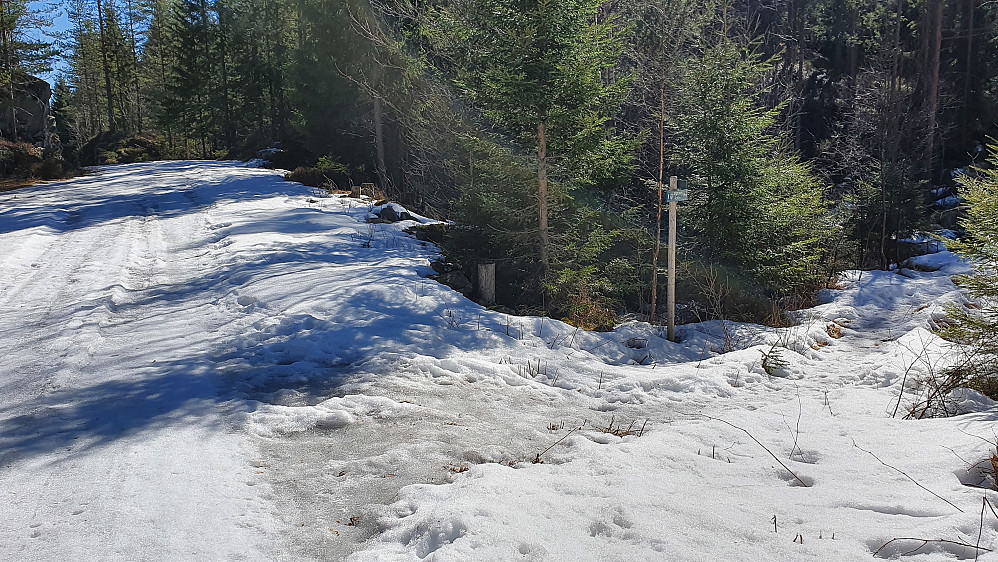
537 121 550 272
881 0 903 270
650 87 665 324
372 64 389 194
95 0 116 133
262 0 277 139
925 0 943 176
218 6 233 146
964 0 974 139
2 0 16 142
155 21 173 150
848 7 859 76
125 0 142 134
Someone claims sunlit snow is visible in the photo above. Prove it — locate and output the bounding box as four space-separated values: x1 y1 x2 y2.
1 161 995 561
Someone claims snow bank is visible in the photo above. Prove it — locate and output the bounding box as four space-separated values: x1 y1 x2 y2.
3 161 994 561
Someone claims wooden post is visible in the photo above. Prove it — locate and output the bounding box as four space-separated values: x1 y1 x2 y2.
667 175 678 342
478 262 496 305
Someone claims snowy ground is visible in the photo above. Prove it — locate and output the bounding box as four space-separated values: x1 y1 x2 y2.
2 161 997 561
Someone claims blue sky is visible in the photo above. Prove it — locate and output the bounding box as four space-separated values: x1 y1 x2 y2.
29 1 72 82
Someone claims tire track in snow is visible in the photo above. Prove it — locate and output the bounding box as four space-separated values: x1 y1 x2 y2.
0 162 283 560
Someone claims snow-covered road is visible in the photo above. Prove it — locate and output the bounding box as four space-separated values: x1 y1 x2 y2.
2 161 996 561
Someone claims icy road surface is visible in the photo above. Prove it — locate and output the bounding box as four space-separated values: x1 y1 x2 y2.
2 161 997 561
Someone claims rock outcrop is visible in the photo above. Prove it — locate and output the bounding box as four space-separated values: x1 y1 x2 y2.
0 77 55 147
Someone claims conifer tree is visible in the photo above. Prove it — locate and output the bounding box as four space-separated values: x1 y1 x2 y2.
940 146 998 395
433 0 629 272
672 41 828 294
166 0 217 156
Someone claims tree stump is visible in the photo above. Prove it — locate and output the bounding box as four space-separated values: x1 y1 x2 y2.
477 263 496 305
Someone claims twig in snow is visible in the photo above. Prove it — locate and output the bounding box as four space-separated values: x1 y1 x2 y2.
853 440 963 513
893 336 931 418
781 383 805 461
535 426 581 461
793 384 803 459
580 340 611 354
957 428 998 448
975 496 998 561
873 538 989 558
700 414 810 487
977 497 987 561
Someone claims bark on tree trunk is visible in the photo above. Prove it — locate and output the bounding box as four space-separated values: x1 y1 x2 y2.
650 88 665 324
964 0 975 137
95 0 116 133
372 64 390 195
537 121 550 271
125 0 142 134
925 0 943 176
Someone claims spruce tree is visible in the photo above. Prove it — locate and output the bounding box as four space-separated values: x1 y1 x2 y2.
432 0 629 272
672 41 828 295
940 146 998 395
166 0 217 156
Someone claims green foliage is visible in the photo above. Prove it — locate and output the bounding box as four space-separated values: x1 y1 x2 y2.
672 42 830 296
761 343 790 377
285 156 356 190
0 0 57 82
0 140 65 179
425 0 637 320
545 265 617 331
79 132 162 166
939 145 998 396
434 0 628 148
0 139 42 175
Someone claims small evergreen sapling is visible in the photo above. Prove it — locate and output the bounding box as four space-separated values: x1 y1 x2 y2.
939 144 998 398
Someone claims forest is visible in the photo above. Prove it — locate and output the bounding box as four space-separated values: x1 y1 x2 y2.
2 0 997 329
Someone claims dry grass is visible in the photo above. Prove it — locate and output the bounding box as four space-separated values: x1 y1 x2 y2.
0 177 42 193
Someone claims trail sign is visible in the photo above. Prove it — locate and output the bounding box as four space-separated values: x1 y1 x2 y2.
665 189 689 203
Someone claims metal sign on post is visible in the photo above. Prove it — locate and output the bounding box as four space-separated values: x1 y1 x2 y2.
665 189 689 203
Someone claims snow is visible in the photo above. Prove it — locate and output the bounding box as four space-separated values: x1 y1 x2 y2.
2 161 997 561
935 195 962 209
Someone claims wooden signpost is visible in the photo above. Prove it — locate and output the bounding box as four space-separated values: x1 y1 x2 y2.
666 176 679 342
650 175 685 342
